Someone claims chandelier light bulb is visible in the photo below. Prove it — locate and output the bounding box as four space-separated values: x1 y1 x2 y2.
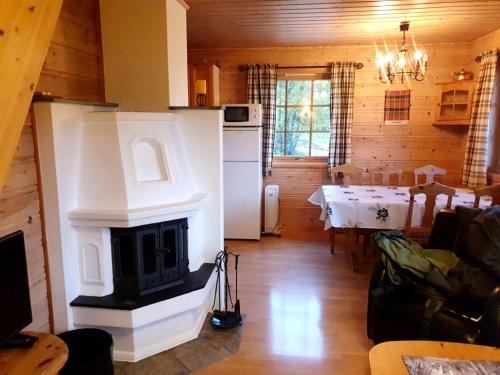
375 21 428 84
376 52 385 68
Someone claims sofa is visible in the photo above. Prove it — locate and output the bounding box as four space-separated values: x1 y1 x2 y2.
367 206 500 347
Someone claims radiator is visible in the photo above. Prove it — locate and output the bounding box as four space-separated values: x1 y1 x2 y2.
264 184 280 234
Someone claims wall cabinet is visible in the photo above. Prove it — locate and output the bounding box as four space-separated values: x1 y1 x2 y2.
188 64 220 106
433 81 476 126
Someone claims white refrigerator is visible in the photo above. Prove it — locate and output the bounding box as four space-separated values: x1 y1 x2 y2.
223 126 263 240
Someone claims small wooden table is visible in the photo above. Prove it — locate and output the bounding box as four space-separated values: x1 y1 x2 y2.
369 341 500 374
0 332 68 375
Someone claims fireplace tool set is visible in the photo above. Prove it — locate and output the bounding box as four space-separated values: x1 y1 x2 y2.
210 247 242 329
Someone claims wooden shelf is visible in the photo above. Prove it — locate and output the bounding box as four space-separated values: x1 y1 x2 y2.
435 81 476 124
33 96 118 108
440 102 469 106
432 120 470 126
169 106 221 110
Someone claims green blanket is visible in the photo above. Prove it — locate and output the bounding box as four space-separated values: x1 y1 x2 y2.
374 231 460 278
374 228 499 301
374 231 461 297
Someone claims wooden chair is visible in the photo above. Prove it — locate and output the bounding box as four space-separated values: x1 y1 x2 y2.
405 182 456 245
330 164 365 185
414 165 447 185
329 164 366 256
474 183 500 207
369 167 403 186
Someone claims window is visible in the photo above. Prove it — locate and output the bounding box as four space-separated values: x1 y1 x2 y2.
274 80 330 157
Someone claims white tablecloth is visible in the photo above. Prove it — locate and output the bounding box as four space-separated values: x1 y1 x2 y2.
308 185 492 230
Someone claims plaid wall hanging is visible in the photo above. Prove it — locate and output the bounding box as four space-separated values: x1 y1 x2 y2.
247 64 278 177
328 61 356 175
384 89 411 125
462 49 498 188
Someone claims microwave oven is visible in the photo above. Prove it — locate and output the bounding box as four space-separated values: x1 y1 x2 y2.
222 104 262 126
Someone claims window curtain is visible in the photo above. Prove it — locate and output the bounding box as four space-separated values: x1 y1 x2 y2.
247 64 278 176
462 50 498 188
328 62 356 176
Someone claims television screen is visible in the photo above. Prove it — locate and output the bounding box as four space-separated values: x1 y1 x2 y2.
0 231 32 342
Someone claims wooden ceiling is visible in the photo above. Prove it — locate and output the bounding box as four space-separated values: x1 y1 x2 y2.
185 0 500 49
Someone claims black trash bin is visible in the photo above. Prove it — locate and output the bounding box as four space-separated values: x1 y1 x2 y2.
58 328 114 375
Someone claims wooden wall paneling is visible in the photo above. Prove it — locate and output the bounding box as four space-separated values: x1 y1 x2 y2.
93 0 106 100
188 64 220 106
31 106 54 333
0 118 50 332
37 0 104 100
264 162 331 238
50 16 100 55
470 28 500 78
37 72 103 101
1 0 105 333
351 136 463 150
44 44 102 80
189 42 473 236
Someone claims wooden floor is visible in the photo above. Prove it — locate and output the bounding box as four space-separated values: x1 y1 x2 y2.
196 235 378 374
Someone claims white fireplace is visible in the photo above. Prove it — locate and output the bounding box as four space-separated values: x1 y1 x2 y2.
34 101 224 361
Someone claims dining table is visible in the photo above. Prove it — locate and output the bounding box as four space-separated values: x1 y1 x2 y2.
308 185 493 269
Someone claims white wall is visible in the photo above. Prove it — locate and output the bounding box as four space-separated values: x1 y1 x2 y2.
166 0 189 106
34 102 114 332
176 109 224 262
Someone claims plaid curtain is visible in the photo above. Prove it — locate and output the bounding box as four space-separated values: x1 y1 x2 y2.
328 62 356 175
462 50 498 188
247 64 278 176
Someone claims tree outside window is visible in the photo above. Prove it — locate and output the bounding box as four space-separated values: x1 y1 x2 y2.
274 80 330 157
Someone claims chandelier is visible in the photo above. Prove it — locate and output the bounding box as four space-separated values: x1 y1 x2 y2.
376 21 428 84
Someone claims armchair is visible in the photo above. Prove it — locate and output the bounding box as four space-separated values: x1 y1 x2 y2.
367 208 500 347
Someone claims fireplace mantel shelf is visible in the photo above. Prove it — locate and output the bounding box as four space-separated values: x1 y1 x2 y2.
67 192 210 227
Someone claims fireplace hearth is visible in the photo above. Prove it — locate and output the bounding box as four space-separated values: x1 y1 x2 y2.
111 218 189 300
